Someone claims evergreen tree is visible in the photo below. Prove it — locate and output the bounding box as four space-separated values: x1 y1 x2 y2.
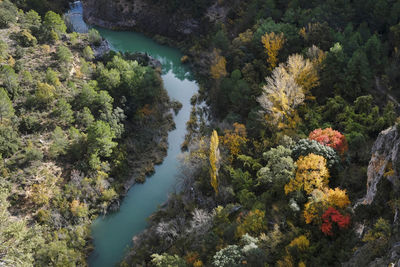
0 87 14 123
345 49 371 100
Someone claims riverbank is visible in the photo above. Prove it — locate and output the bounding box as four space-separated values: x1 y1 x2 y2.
0 2 185 264
80 0 221 82
72 19 200 267
120 87 175 193
78 1 400 267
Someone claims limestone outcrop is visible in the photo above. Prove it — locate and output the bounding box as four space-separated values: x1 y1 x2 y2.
81 0 213 40
354 125 400 208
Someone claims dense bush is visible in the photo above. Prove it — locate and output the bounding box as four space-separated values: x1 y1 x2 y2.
88 28 102 46
292 139 340 168
0 0 18 28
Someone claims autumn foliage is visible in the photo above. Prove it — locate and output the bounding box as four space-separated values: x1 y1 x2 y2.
321 207 350 236
278 235 310 267
210 49 228 80
209 130 220 195
236 209 266 237
137 104 154 118
303 187 350 224
221 123 248 157
284 139 351 235
284 153 329 194
261 32 285 70
309 128 348 155
257 54 319 130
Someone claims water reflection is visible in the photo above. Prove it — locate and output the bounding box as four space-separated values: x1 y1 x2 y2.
66 2 199 266
96 27 193 81
65 1 193 81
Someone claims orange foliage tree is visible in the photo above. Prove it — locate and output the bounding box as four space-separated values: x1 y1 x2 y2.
321 207 350 236
303 187 350 224
210 49 228 80
221 123 248 158
137 104 154 118
261 32 285 70
284 153 329 195
309 128 348 155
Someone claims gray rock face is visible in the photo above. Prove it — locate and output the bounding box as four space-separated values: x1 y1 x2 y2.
92 39 111 59
346 125 400 267
344 241 400 267
81 0 207 39
354 125 400 208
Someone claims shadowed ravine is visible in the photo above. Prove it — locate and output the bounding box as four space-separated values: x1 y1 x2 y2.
67 2 198 266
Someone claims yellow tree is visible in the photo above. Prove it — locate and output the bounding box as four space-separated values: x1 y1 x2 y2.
307 45 326 67
278 235 310 267
286 54 319 97
261 32 285 70
284 153 329 195
257 65 304 130
27 167 60 207
236 209 266 237
257 54 320 129
303 187 350 224
70 199 89 218
325 187 351 208
221 123 248 158
210 49 227 80
209 130 220 195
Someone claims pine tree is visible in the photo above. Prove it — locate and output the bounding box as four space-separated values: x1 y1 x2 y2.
0 87 13 123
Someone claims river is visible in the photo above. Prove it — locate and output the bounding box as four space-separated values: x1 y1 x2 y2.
67 2 199 266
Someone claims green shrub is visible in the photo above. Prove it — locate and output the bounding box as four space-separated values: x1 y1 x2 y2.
49 126 68 158
88 29 102 46
16 29 38 47
0 0 17 28
41 11 66 42
0 65 19 98
0 40 8 60
22 10 41 33
53 98 74 125
45 68 61 87
82 46 94 60
56 46 73 65
35 82 55 105
25 141 43 162
292 139 340 168
0 125 20 158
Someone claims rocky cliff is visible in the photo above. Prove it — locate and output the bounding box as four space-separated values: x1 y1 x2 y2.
81 0 219 40
354 125 400 208
347 125 400 266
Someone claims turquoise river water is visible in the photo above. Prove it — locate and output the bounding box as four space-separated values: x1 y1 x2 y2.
67 2 198 266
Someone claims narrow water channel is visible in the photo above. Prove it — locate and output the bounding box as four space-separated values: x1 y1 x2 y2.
67 3 199 266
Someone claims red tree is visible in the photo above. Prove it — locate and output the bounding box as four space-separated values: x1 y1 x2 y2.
309 128 348 155
321 207 350 236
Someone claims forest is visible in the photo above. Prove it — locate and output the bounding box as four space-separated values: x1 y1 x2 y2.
1 0 400 266
123 0 400 266
0 0 175 265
